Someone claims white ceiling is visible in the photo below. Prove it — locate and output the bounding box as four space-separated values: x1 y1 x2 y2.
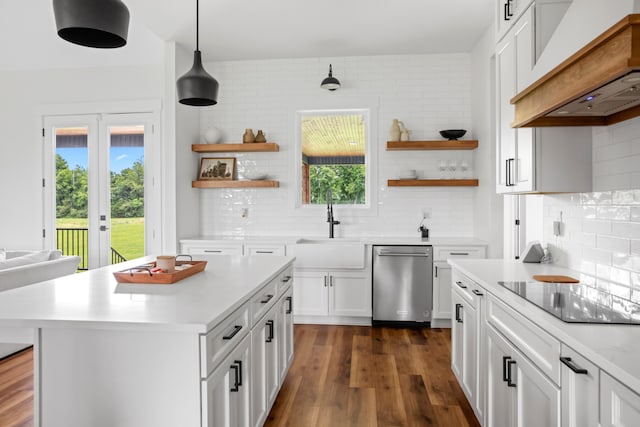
0 0 493 70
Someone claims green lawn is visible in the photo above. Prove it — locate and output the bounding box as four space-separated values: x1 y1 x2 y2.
56 217 144 262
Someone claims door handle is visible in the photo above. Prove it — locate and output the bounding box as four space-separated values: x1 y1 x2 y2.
435 266 438 277
560 357 588 374
222 325 242 340
260 294 274 304
266 320 274 343
455 303 463 323
230 362 240 392
502 356 511 382
99 225 109 231
472 289 484 296
285 296 293 314
455 281 467 289
507 360 517 387
282 275 292 283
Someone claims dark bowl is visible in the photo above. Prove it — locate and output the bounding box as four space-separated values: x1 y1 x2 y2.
439 129 467 140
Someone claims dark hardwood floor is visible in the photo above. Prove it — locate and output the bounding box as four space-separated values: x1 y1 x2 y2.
0 325 478 427
265 325 479 427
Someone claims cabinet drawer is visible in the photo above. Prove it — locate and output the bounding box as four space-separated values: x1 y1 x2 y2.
245 244 285 256
452 271 484 308
435 246 486 261
277 265 294 297
200 302 250 378
487 294 561 385
251 277 279 326
187 245 243 256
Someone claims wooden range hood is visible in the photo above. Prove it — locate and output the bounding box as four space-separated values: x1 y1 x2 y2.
512 14 640 127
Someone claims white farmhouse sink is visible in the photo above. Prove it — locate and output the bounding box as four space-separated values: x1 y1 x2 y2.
292 238 365 269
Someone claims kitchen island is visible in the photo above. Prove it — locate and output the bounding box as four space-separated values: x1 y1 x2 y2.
0 254 295 427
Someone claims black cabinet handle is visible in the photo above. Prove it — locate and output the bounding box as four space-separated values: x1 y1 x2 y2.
324 276 328 287
286 296 293 314
229 359 243 392
204 250 222 253
450 252 469 256
560 357 588 375
255 250 274 254
455 303 463 323
455 281 467 289
507 360 517 387
222 325 242 340
266 320 275 343
435 266 438 278
260 294 274 304
282 275 292 283
502 356 511 382
472 289 484 296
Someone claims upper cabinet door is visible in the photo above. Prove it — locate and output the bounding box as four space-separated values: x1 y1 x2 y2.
496 34 517 194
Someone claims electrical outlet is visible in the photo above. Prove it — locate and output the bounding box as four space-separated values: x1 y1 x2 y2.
422 207 432 219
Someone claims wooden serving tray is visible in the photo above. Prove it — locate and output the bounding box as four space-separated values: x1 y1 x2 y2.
532 274 579 283
113 260 207 284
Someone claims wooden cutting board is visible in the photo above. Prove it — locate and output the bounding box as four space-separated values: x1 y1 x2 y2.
532 274 579 283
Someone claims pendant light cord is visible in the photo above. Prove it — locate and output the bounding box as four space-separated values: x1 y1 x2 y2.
196 0 200 51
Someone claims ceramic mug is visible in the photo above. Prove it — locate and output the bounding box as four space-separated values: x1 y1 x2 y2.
156 255 176 272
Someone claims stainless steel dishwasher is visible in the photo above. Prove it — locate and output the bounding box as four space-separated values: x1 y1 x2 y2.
372 245 433 325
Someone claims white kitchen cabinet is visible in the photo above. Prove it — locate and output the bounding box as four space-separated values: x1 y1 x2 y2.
534 0 572 61
433 245 487 322
182 243 244 256
601 371 640 427
496 0 534 42
201 334 252 427
279 286 294 383
495 3 591 195
293 269 370 320
251 300 283 427
433 261 452 319
451 272 486 423
560 345 599 427
487 324 561 427
245 244 286 256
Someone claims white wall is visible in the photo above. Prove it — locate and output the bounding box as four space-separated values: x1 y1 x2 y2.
196 54 483 238
0 65 163 249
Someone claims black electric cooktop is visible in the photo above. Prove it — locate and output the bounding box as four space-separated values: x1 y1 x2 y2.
497 280 640 325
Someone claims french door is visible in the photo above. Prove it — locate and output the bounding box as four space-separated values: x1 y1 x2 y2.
43 113 160 269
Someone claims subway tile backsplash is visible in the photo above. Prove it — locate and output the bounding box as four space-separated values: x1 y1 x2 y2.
198 54 477 238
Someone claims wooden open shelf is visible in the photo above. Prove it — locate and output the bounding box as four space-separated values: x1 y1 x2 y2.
192 180 280 189
192 143 279 153
388 179 479 187
386 140 478 150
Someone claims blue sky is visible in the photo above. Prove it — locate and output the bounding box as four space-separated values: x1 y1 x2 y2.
57 147 144 173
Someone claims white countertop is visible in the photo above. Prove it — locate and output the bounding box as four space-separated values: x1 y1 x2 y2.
181 235 488 247
449 258 640 394
0 255 294 334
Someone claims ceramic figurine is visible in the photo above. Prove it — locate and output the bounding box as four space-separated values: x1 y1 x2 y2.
255 130 266 143
243 128 255 143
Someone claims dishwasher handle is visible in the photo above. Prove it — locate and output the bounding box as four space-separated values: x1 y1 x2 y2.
377 251 430 257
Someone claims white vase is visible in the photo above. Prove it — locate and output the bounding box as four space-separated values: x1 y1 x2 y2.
204 127 222 144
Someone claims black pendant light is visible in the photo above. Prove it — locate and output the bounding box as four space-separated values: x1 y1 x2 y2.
177 0 219 106
53 0 130 48
321 64 341 91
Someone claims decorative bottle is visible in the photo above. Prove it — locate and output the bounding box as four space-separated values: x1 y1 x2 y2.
255 130 266 143
400 128 411 141
242 128 255 143
390 119 401 141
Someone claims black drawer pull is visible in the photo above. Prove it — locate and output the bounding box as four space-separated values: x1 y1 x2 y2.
455 281 467 289
455 303 463 323
450 252 469 256
222 325 242 340
472 289 484 296
204 250 222 253
286 296 293 314
560 357 588 375
260 294 274 304
507 360 517 387
266 320 275 343
256 250 274 254
282 275 292 283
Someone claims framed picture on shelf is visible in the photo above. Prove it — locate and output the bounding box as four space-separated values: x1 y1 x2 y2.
198 157 236 181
